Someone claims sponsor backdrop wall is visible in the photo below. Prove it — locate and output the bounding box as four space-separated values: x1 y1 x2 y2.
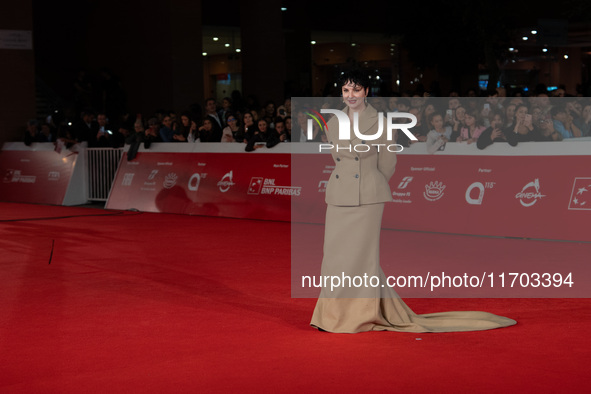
101 141 591 243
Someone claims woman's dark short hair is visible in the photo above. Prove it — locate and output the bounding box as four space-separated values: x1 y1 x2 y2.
337 69 370 90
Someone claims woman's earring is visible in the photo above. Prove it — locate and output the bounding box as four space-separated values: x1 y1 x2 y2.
364 97 368 104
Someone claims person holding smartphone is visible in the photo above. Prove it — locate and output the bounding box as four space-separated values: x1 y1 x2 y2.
505 104 547 142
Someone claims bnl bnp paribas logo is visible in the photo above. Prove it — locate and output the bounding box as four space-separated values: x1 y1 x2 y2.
303 108 418 152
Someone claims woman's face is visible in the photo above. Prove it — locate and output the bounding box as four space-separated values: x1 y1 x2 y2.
203 119 212 131
583 105 591 119
431 114 443 130
227 116 237 127
181 115 189 127
258 120 268 132
424 104 435 117
243 113 253 126
464 113 475 127
285 118 292 130
341 80 367 111
491 114 503 129
515 106 528 121
506 105 516 120
455 107 466 121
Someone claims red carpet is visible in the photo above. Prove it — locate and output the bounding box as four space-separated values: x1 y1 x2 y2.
0 202 589 392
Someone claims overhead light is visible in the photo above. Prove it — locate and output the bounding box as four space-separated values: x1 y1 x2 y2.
224 43 230 47
509 47 515 51
522 36 528 41
564 54 569 59
396 79 400 85
351 43 356 47
531 30 537 34
376 76 380 80
281 7 287 11
542 48 548 53
202 52 207 56
213 37 219 41
311 40 316 45
390 43 395 47
235 48 241 53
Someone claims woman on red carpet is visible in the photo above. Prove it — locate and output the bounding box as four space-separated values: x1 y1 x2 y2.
310 70 516 333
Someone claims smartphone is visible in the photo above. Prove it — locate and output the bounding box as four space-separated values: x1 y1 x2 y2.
484 103 490 110
446 109 453 118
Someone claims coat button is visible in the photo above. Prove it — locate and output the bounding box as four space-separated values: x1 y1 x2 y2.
355 157 359 161
336 174 339 179
361 140 366 144
355 174 359 178
336 157 341 161
330 141 333 144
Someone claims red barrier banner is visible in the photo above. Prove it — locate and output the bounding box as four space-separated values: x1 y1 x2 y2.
292 153 591 242
107 149 589 242
0 149 78 205
106 152 293 220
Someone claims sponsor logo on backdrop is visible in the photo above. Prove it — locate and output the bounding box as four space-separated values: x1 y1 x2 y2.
187 172 208 192
247 177 301 196
248 177 264 195
318 180 328 192
465 181 496 205
48 172 60 181
393 176 413 203
3 170 14 183
217 171 236 193
148 170 158 180
122 173 134 186
3 169 36 184
397 176 413 189
515 179 545 207
568 177 591 210
143 170 159 189
163 173 178 189
423 181 445 201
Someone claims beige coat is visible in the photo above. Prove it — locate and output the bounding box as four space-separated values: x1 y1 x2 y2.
324 104 397 206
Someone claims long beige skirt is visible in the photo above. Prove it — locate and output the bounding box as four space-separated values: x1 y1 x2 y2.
310 203 516 333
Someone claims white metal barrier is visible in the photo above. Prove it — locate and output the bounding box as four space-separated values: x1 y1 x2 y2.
86 148 123 201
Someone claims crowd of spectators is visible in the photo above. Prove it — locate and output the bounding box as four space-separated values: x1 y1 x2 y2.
23 84 591 156
368 89 591 153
